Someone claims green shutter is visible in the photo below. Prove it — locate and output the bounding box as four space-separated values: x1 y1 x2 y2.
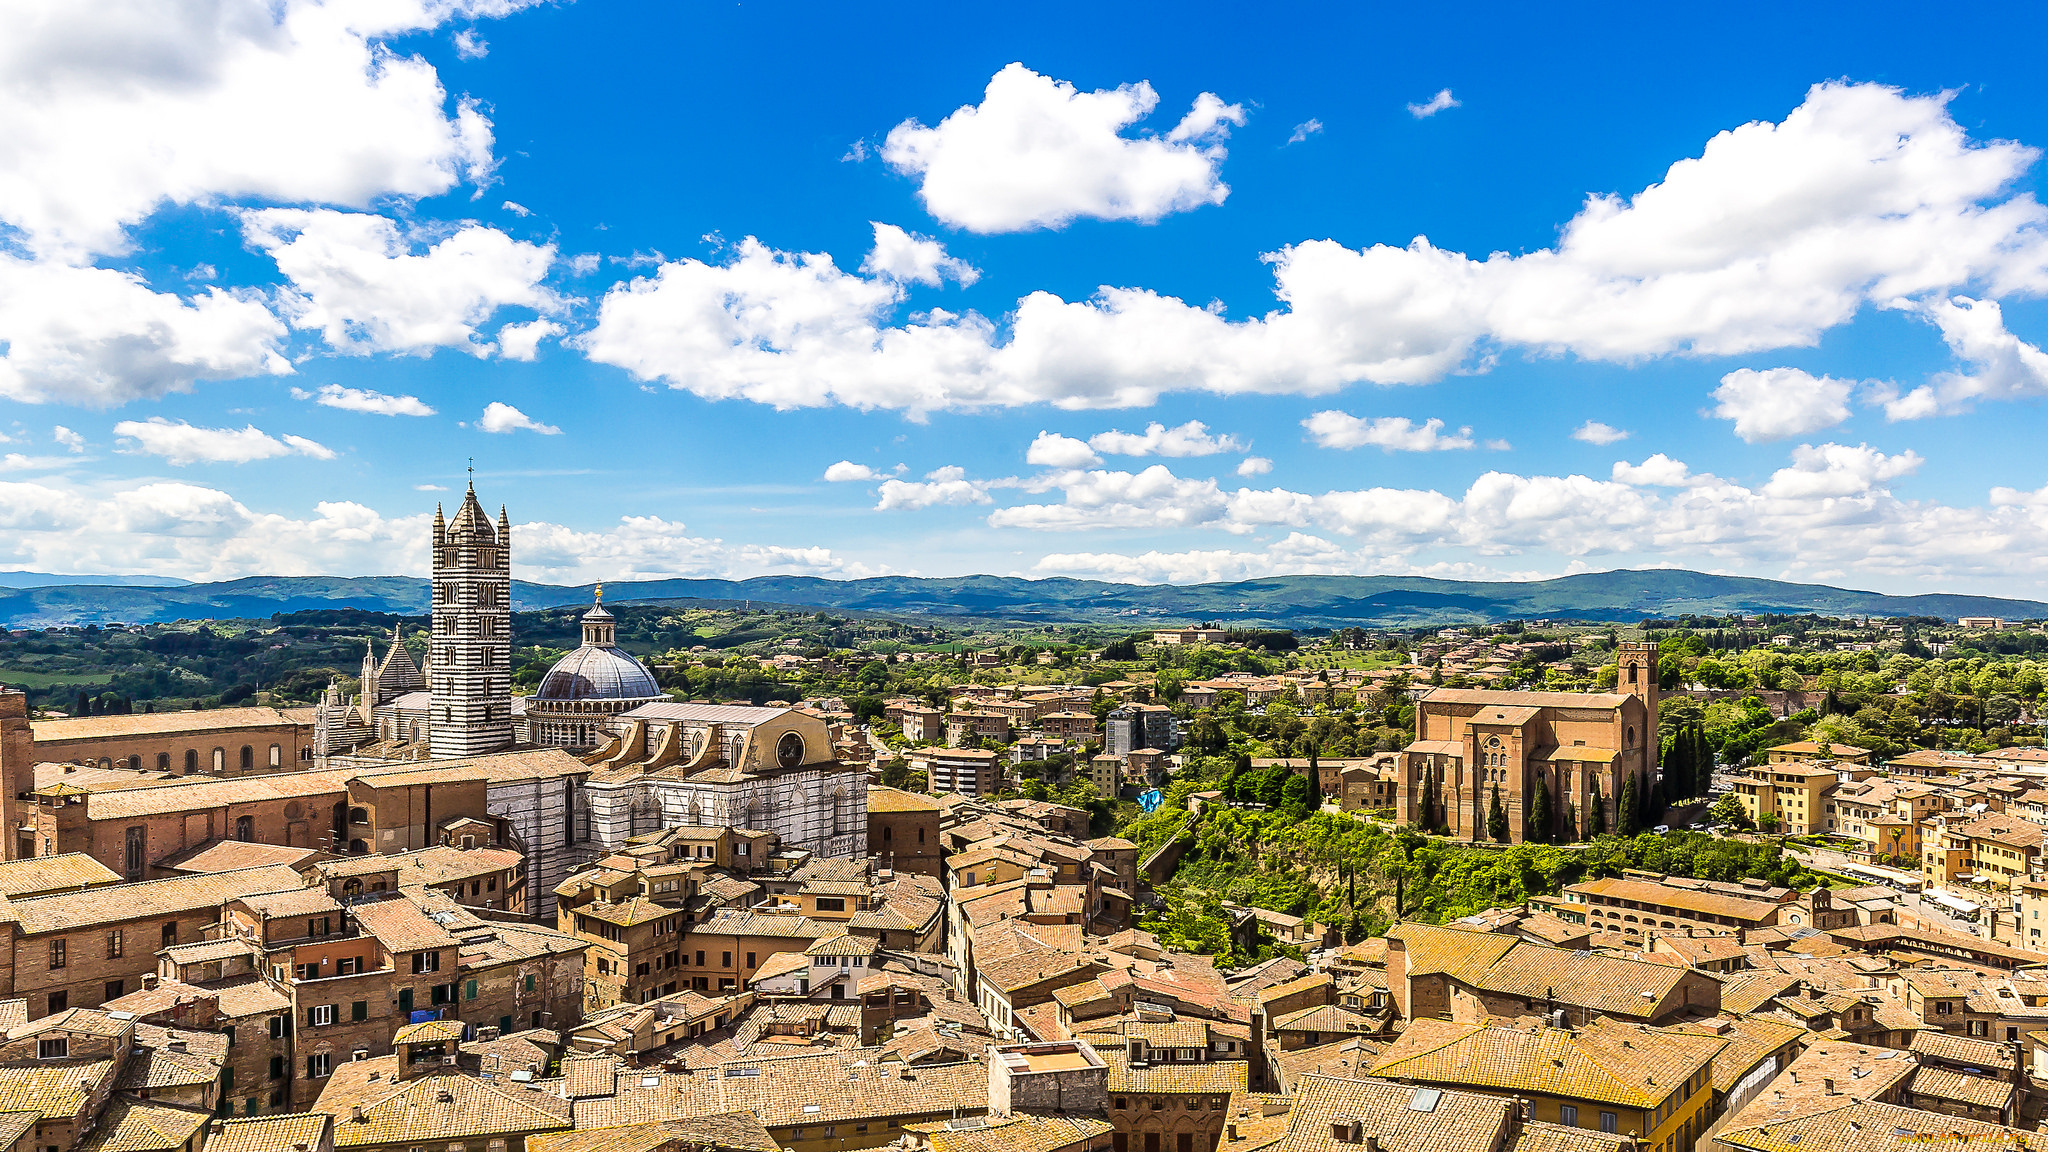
397 988 413 1012
351 1001 367 1022
500 1015 513 1033
465 980 478 1001
524 974 535 992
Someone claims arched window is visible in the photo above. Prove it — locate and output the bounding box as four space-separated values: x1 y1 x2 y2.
211 748 225 772
156 753 170 771
348 839 368 855
883 826 893 844
268 744 281 768
127 755 141 771
348 807 368 825
239 745 253 771
184 749 198 774
97 758 111 770
235 816 254 842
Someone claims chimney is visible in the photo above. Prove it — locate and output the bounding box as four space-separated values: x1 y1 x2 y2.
1823 1078 1837 1095
1363 1138 1380 1152
350 1105 364 1123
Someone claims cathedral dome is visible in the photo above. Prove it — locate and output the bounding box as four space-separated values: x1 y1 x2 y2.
536 645 660 701
533 591 661 703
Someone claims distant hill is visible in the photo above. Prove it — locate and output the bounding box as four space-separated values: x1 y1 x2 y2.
1 568 2043 629
0 571 191 589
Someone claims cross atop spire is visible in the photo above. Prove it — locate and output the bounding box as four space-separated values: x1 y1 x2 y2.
467 457 475 492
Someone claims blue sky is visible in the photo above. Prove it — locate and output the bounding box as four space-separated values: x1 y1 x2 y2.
6 1 2048 594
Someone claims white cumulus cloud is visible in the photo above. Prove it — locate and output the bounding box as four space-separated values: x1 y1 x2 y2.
880 63 1243 233
1303 412 1474 452
1236 456 1273 477
0 0 526 261
1408 89 1460 119
1569 420 1631 446
293 383 436 416
822 461 900 482
477 402 559 435
1025 432 1101 469
1712 367 1856 441
242 209 559 357
875 465 1001 510
497 319 565 362
1883 296 2048 419
859 223 979 287
0 256 288 406
587 84 2048 416
1287 119 1323 145
112 417 335 465
1088 420 1245 457
52 427 85 452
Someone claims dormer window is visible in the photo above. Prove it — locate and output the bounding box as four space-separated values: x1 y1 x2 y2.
37 1038 66 1059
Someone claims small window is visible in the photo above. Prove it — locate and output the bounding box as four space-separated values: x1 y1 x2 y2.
106 930 122 959
48 940 64 969
307 1053 331 1079
312 1004 335 1026
37 1038 66 1059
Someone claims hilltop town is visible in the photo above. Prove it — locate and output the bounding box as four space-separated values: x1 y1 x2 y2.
0 488 2045 1152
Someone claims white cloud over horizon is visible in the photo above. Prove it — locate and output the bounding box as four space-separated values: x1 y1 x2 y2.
586 83 2048 417
477 402 560 435
1304 411 1476 452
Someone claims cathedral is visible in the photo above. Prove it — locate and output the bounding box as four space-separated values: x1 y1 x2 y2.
312 482 867 861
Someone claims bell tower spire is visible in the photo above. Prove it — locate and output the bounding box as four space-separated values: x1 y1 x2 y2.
429 478 512 757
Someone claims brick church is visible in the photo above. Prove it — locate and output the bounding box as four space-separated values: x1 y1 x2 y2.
1397 641 1660 843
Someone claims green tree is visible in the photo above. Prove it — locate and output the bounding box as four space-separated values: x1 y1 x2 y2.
880 757 910 789
1280 773 1313 818
1487 784 1509 843
1617 774 1639 836
1708 793 1750 830
1588 784 1607 836
1529 774 1552 845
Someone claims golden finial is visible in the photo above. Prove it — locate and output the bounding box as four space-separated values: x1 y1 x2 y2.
595 582 603 605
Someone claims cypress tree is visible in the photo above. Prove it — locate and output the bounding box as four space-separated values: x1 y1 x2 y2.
1559 793 1578 843
1487 784 1508 843
1617 773 1639 836
1530 774 1552 844
1693 725 1715 797
1589 783 1607 836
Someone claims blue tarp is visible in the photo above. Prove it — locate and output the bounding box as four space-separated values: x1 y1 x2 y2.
1137 788 1162 812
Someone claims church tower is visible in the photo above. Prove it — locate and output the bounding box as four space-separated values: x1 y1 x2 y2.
1617 639 1661 781
429 482 513 757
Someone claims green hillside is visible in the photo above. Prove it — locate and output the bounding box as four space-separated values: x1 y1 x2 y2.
2 568 2041 629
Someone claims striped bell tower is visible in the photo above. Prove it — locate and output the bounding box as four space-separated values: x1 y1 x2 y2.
429 481 513 757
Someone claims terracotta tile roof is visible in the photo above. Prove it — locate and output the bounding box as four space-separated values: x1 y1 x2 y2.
1909 1063 2015 1110
1275 1074 1516 1152
1258 972 1332 1005
1670 1017 1807 1094
75 1096 213 1152
534 1113 780 1152
350 894 460 952
237 887 344 919
0 852 121 896
564 1054 619 1098
13 1007 135 1040
1716 1098 2047 1152
1366 1018 1724 1110
8 864 302 934
1569 877 1783 922
205 1113 333 1152
1909 1028 2016 1071
156 840 323 875
868 787 943 813
0 1059 113 1116
393 1018 468 1045
32 706 302 742
567 1048 987 1131
1506 1124 1635 1152
907 1113 1114 1152
320 1061 574 1147
115 1045 223 1091
1100 1050 1248 1094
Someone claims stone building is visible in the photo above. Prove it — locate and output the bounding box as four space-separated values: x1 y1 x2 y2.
32 705 313 780
867 786 944 877
1396 640 1660 843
